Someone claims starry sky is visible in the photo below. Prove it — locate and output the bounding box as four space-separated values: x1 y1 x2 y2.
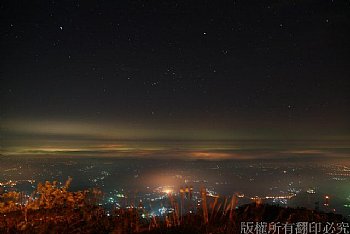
1 0 349 156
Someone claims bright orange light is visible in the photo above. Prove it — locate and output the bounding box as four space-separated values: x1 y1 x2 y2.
163 189 173 194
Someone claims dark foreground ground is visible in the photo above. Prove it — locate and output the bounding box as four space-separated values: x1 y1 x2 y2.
1 203 348 234
0 180 348 233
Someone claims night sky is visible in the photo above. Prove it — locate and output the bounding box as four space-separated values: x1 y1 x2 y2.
1 0 349 156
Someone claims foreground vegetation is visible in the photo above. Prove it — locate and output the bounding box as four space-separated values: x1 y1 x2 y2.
0 179 347 233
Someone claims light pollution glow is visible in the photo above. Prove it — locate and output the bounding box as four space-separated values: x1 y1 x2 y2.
1 118 349 160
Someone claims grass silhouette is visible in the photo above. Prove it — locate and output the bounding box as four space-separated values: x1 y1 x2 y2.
0 178 347 233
